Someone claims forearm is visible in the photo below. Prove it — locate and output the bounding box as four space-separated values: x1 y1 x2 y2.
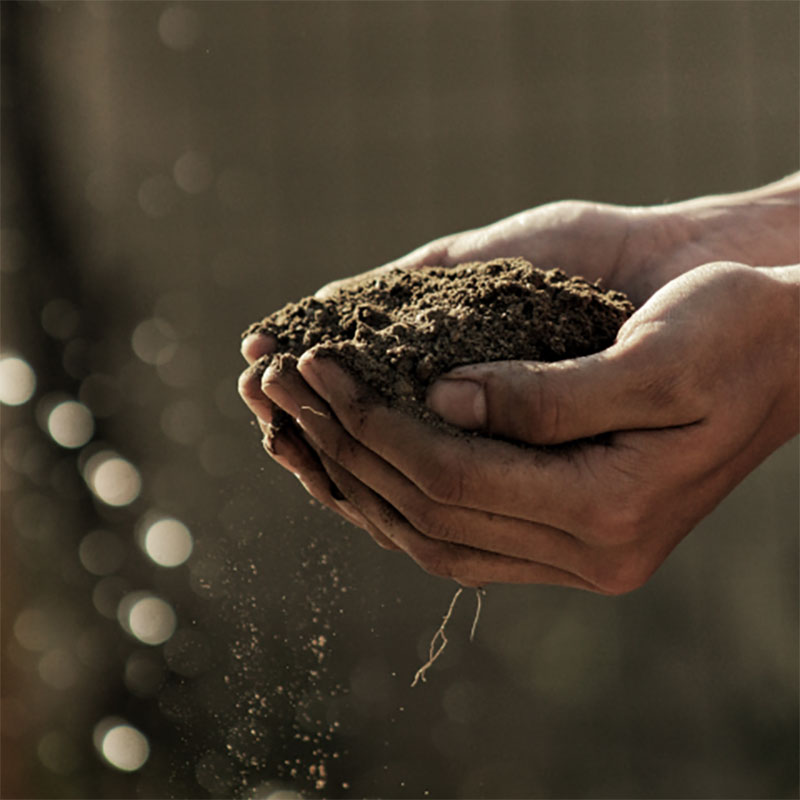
663 172 800 268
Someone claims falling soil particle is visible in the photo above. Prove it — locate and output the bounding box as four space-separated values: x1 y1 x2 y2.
244 258 634 432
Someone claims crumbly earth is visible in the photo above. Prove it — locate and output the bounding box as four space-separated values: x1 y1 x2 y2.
244 258 634 430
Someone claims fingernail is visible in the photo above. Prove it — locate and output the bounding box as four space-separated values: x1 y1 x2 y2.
297 352 326 395
240 332 260 359
427 379 486 429
241 332 273 364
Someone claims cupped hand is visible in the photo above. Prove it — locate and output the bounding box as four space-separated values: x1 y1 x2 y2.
312 189 796 307
239 331 401 550
240 175 800 591
260 262 798 592
237 196 733 525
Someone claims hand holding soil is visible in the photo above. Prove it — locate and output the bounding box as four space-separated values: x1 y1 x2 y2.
240 175 799 592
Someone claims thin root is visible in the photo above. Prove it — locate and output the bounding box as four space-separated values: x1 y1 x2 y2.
470 587 485 642
411 586 485 687
299 405 331 419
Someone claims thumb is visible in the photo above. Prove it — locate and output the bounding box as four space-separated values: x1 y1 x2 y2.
426 342 700 445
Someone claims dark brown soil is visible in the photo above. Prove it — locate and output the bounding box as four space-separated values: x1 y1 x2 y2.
244 258 634 430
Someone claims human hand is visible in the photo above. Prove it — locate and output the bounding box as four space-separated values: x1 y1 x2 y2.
239 196 644 504
239 176 799 585
313 172 800 307
258 262 798 592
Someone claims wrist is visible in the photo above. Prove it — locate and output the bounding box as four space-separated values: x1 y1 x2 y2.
612 173 800 303
660 173 800 267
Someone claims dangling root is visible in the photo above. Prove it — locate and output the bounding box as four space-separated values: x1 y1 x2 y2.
470 587 484 642
411 586 486 687
411 588 462 687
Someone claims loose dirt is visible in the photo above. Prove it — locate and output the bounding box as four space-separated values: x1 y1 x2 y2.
243 258 634 432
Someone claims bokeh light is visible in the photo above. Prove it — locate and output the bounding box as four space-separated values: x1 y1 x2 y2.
129 596 177 645
14 608 55 652
37 730 80 775
131 318 177 365
37 648 80 690
92 577 131 619
95 719 150 772
119 592 177 645
47 400 94 448
143 517 193 567
158 4 200 51
173 150 213 194
0 355 36 405
83 451 142 507
79 530 126 576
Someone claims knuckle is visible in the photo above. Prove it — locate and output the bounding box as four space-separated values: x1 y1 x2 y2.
525 375 563 445
238 365 264 401
502 367 567 445
419 464 465 506
410 505 460 544
413 450 466 505
424 235 458 267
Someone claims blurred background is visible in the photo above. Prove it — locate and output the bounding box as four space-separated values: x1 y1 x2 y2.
1 2 797 798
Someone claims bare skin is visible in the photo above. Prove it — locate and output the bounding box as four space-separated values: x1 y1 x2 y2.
239 174 800 593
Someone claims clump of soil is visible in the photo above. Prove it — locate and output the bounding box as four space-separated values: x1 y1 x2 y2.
244 258 634 429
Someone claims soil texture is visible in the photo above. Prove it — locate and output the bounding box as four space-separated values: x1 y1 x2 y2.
244 258 634 430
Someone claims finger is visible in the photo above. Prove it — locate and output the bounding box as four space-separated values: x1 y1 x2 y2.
426 324 705 445
269 423 397 549
261 359 399 551
289 377 596 575
261 418 362 525
238 357 277 425
313 454 401 552
297 353 596 532
241 332 276 365
321 453 596 591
